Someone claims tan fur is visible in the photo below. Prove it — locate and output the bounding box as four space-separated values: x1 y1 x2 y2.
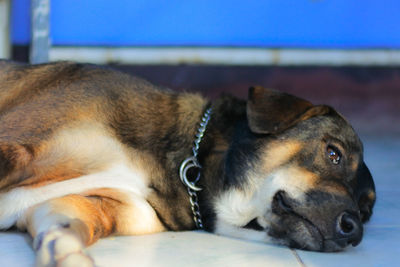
351 158 360 172
260 140 303 174
5 122 123 189
20 188 165 247
368 190 376 201
281 167 318 191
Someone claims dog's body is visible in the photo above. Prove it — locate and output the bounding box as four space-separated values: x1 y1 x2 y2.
0 61 375 266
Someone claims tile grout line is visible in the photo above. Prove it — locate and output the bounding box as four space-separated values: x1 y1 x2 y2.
291 249 307 267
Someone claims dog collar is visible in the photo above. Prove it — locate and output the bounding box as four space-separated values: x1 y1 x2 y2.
179 107 212 229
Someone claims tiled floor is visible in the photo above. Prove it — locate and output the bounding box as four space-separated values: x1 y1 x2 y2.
0 136 399 266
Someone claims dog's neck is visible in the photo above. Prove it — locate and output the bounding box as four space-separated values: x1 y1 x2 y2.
140 92 247 231
193 96 247 230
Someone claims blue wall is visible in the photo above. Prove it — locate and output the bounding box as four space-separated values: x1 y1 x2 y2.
12 0 400 48
11 0 30 45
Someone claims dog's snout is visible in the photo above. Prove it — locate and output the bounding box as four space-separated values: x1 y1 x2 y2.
336 211 363 247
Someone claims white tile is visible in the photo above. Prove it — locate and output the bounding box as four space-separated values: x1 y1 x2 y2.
361 137 400 227
88 231 300 267
368 190 400 227
0 231 300 267
0 232 35 267
363 137 400 191
296 226 400 267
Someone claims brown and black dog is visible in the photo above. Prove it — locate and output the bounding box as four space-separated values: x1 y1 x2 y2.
0 61 375 266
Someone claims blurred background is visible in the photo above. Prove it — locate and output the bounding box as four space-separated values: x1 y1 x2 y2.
1 0 399 136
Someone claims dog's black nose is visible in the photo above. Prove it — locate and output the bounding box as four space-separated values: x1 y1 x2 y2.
336 211 363 247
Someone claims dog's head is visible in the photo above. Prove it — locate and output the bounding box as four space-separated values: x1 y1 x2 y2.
213 86 376 252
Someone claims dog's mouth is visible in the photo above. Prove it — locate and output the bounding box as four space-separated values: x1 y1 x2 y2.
265 191 363 252
268 191 324 251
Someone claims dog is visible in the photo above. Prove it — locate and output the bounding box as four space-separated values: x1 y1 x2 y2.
0 60 376 266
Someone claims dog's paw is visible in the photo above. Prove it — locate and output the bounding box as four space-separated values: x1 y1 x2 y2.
34 227 94 267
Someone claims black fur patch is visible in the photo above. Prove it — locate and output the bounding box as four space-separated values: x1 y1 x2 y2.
223 121 262 189
243 218 265 231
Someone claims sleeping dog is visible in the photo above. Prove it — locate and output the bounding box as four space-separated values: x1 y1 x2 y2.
0 61 376 266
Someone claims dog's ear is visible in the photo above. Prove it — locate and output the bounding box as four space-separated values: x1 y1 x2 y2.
355 162 376 223
247 86 330 134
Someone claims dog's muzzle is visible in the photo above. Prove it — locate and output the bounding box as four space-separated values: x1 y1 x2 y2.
269 190 363 252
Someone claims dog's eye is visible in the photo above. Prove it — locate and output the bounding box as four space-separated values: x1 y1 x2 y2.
327 146 341 165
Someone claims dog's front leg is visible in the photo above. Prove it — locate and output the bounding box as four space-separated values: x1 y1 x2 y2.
33 224 93 267
20 194 117 267
18 188 166 267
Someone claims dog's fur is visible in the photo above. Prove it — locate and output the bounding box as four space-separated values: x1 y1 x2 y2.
0 61 376 266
